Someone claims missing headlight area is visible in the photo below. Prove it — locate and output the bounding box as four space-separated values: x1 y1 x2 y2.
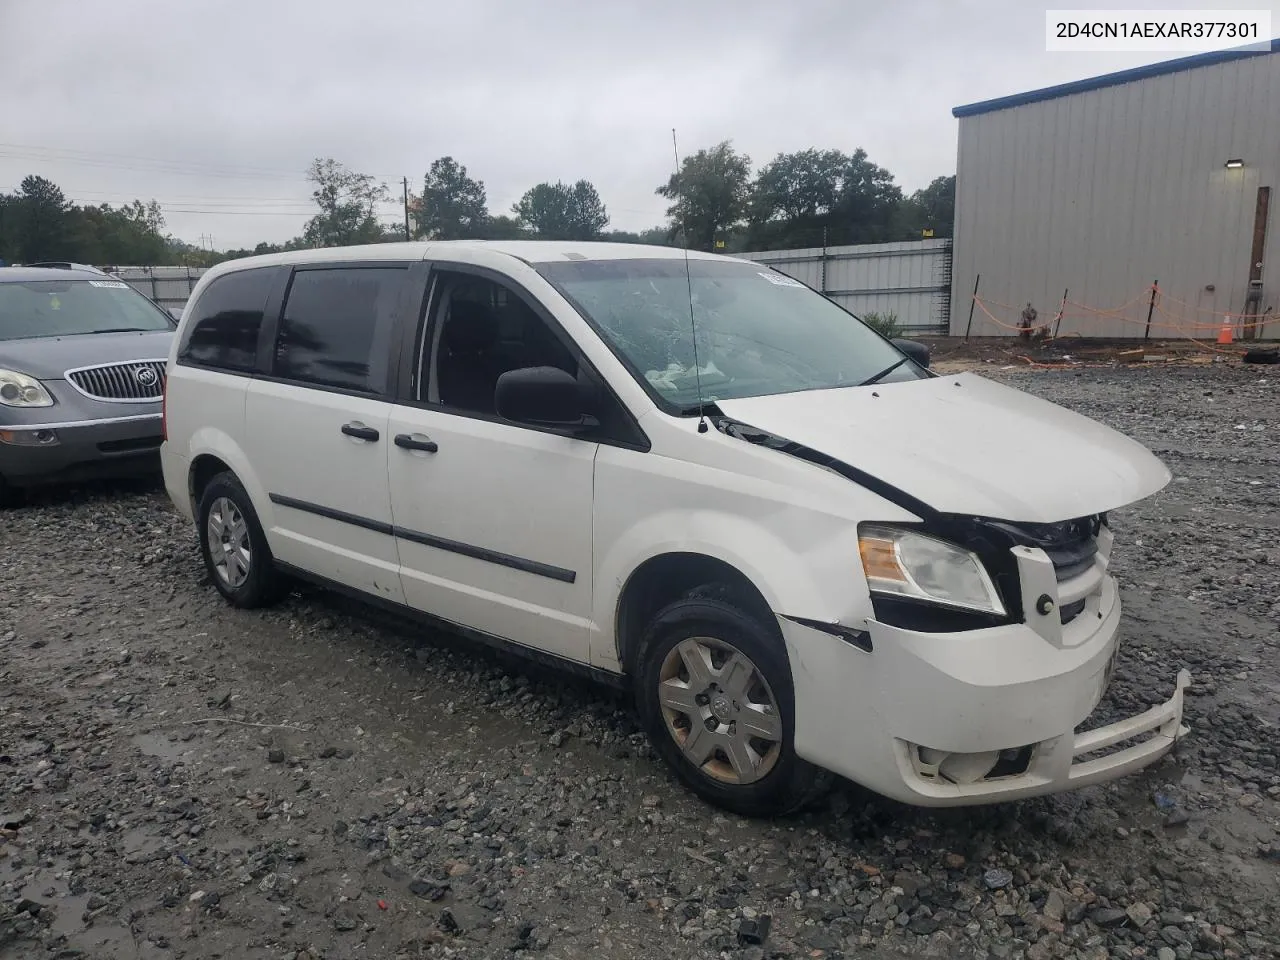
985 514 1105 583
911 744 1035 784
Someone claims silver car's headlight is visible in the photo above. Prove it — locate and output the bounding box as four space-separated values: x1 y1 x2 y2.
0 369 54 408
858 523 1006 616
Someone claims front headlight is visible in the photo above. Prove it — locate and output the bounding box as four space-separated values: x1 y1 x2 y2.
0 370 54 408
858 523 1006 616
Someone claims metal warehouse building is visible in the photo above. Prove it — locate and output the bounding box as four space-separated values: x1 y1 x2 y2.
949 39 1279 340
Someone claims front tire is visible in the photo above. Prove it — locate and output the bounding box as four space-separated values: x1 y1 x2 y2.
634 593 829 817
197 472 282 608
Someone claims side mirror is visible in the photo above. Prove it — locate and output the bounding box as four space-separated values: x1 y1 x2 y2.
892 338 930 369
495 366 595 429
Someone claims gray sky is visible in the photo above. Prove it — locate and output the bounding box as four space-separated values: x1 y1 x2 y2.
2 0 1275 249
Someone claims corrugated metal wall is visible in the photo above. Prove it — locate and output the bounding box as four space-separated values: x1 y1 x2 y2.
951 51 1280 339
741 238 953 333
111 266 207 315
112 245 956 332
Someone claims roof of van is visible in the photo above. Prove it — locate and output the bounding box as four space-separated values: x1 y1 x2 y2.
203 240 736 275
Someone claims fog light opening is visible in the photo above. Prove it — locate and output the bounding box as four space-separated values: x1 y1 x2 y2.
938 750 1002 785
912 744 1033 784
986 745 1035 779
0 428 60 446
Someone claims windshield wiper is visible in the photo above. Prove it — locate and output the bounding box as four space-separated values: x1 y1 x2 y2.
858 357 910 386
83 327 151 335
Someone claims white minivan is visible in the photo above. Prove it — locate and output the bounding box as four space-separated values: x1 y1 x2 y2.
160 241 1189 816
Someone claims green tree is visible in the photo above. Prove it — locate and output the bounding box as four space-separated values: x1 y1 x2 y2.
893 175 956 240
0 193 17 263
746 148 847 249
745 148 905 250
829 149 903 245
513 180 609 240
416 156 488 239
476 214 528 240
656 141 751 251
300 157 390 248
603 226 670 245
10 175 73 262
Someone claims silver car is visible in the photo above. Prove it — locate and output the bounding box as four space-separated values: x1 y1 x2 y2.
0 265 176 505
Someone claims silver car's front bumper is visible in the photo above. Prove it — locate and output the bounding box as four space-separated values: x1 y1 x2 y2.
0 411 163 486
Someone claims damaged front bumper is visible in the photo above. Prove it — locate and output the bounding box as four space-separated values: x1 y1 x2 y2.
779 529 1191 807
891 667 1190 803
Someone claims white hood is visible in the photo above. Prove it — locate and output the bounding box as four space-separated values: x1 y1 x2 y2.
716 372 1171 524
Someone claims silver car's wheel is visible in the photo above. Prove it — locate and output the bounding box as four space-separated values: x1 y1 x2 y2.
206 496 251 589
657 636 783 785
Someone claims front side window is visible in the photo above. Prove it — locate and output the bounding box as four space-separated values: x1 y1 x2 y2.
536 258 923 412
179 267 275 371
423 273 578 415
274 267 405 393
0 278 174 342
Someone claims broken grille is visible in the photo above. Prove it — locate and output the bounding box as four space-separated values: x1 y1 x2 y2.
66 360 167 402
994 515 1102 582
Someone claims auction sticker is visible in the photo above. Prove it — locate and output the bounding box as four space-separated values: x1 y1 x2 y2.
758 272 805 288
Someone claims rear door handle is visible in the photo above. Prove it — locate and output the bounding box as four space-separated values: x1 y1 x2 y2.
394 433 438 453
341 422 380 442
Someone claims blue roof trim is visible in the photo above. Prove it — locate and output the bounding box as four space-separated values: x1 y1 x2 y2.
953 37 1279 117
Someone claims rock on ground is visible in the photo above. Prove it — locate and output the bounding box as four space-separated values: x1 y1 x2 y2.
1 364 1278 959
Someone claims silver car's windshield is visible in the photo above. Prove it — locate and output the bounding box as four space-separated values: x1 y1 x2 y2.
0 279 174 342
536 257 923 411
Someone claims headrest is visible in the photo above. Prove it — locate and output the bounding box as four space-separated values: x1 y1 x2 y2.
444 300 498 353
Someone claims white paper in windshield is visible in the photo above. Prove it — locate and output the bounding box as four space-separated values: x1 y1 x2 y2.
757 272 804 288
88 280 131 289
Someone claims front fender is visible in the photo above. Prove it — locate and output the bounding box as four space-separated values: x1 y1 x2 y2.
590 442 919 671
600 508 848 614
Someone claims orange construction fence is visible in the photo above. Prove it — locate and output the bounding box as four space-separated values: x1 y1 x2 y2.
970 284 1274 340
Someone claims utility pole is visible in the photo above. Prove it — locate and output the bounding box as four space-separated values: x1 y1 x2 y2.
402 177 411 241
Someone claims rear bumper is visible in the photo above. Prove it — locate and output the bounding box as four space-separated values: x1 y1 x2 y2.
0 413 163 486
160 444 194 522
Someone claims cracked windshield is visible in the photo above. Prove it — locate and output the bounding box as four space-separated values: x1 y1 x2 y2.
539 258 920 408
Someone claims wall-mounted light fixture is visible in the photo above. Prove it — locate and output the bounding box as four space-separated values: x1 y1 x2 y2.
1225 159 1245 169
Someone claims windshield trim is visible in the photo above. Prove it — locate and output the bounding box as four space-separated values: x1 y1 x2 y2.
534 257 917 417
0 278 177 342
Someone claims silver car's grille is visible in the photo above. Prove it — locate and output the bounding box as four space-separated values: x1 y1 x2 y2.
66 360 167 402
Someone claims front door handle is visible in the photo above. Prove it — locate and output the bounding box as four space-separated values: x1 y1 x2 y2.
394 433 438 453
341 422 380 442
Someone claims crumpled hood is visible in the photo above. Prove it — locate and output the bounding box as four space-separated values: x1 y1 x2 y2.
0 330 174 380
716 372 1171 524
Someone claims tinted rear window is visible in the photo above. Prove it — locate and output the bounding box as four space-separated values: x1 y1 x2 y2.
0 279 174 342
273 267 405 393
179 267 276 372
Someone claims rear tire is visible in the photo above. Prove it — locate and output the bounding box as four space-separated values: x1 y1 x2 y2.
634 592 829 817
197 472 282 608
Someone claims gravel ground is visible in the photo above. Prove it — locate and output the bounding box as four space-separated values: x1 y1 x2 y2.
2 363 1278 960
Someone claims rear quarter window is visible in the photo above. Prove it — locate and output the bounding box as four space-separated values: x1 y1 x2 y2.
178 267 276 372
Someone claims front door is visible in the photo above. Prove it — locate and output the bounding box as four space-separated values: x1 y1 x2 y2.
386 268 596 662
244 264 408 604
